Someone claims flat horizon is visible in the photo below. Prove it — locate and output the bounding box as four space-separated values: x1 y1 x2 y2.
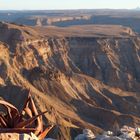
0 8 138 11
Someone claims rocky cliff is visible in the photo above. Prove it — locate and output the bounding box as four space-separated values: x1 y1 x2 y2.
0 22 140 139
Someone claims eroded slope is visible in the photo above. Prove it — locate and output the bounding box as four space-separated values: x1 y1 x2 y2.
0 22 140 139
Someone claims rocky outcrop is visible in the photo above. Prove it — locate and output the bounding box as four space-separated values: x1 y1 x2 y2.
75 129 95 140
11 15 91 26
74 126 140 140
46 15 91 25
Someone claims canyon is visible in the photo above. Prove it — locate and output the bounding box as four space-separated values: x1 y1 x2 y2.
1 10 140 33
0 21 140 139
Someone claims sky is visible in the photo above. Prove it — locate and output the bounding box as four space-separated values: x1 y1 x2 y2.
0 0 140 10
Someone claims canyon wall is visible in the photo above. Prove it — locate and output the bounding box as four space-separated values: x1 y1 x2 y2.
0 22 140 139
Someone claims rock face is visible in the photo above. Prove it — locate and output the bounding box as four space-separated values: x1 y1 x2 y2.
0 22 140 139
68 37 140 91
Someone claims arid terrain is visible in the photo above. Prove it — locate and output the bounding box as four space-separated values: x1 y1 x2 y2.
1 9 140 33
0 10 140 140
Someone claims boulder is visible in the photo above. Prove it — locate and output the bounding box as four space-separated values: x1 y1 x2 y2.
0 133 19 140
118 126 136 140
0 133 38 140
83 129 96 139
75 129 95 140
135 128 140 137
102 131 114 136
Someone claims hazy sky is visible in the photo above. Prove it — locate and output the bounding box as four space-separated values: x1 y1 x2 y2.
0 0 140 10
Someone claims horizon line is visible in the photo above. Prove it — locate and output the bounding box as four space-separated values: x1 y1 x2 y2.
0 8 137 11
